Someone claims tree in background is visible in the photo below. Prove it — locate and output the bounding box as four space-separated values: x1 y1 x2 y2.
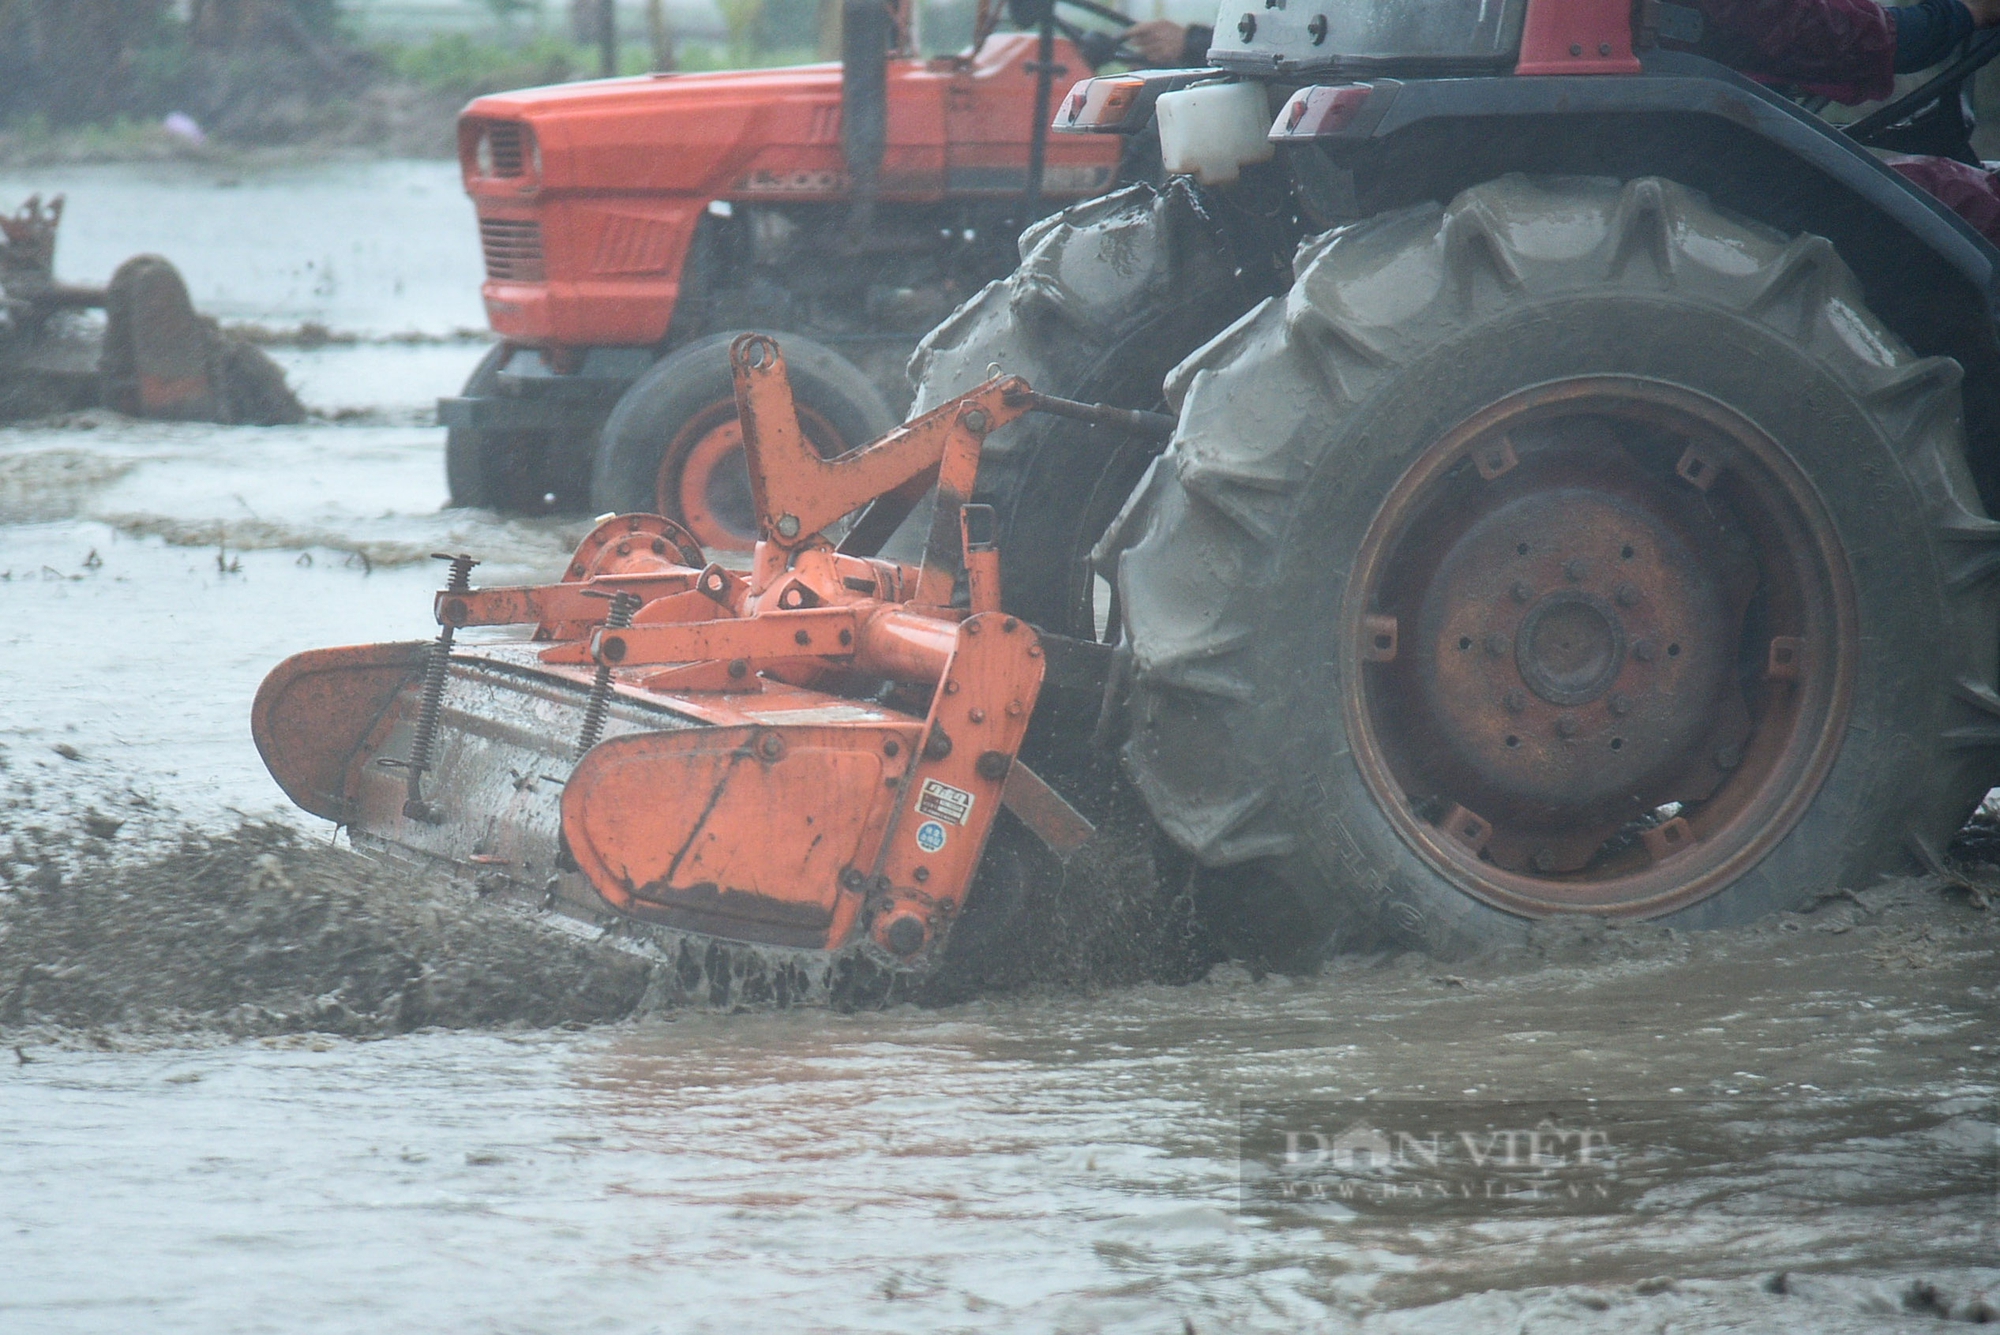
0 0 174 126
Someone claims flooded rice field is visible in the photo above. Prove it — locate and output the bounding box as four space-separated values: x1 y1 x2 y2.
0 161 1995 1333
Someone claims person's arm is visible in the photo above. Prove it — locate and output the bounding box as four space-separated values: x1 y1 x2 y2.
1120 18 1213 66
1891 0 1984 71
1695 0 1899 101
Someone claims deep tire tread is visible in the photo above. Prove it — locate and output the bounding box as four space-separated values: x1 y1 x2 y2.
1107 173 2000 957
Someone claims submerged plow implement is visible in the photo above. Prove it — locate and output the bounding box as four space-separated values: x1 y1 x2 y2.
253 334 1117 977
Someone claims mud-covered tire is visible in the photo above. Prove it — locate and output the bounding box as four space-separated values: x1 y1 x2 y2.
905 181 1253 635
591 331 891 550
446 343 548 510
1101 175 2000 960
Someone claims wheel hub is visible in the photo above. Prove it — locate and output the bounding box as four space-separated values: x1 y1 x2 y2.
659 399 847 553
1517 593 1624 706
1415 486 1732 815
1345 376 1854 916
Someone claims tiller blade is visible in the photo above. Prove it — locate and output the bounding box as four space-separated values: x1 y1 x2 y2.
252 333 1112 972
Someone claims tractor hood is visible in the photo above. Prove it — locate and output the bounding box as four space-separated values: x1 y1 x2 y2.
457 35 1076 200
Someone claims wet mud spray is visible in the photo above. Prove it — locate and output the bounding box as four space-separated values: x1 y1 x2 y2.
0 777 1212 1034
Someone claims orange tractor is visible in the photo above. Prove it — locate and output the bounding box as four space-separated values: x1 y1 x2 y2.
440 0 1136 554
262 0 2000 995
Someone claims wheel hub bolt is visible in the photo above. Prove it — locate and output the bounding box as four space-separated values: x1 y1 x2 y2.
1511 581 1534 604
1483 633 1508 657
1556 715 1581 738
1615 583 1641 608
1503 689 1527 713
1564 557 1589 582
1633 640 1656 662
1531 847 1558 872
1608 693 1632 716
1714 744 1742 770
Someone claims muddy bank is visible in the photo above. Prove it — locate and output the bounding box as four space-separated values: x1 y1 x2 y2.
0 811 652 1038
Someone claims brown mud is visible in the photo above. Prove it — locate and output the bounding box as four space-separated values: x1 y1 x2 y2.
0 809 652 1038
3 763 1995 1043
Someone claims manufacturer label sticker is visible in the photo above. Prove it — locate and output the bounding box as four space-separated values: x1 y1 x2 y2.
915 820 948 853
916 778 975 826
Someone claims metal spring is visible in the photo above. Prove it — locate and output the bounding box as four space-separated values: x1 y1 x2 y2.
404 553 477 820
575 591 642 759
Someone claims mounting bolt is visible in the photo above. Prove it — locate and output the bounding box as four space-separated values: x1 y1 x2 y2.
775 513 802 539
841 867 866 890
963 408 989 434
1714 744 1742 770
1511 581 1534 604
1556 714 1581 738
1608 693 1632 716
1564 557 1589 583
758 733 784 761
882 913 926 957
1615 583 1640 608
1503 689 1527 713
975 750 1011 781
727 658 749 679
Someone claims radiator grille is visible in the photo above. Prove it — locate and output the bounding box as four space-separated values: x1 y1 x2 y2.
480 218 545 282
485 121 527 177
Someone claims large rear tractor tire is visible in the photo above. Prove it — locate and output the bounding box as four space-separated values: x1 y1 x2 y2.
905 181 1254 637
591 331 892 552
1101 175 2000 961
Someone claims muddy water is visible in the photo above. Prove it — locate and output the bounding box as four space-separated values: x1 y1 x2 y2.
2 161 1996 1333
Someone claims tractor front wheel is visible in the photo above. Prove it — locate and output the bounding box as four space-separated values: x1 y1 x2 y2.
591 331 892 552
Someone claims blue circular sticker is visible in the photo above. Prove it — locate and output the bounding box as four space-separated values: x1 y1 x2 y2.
915 820 948 853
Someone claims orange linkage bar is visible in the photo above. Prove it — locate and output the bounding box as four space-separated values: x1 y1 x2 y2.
507 335 1054 965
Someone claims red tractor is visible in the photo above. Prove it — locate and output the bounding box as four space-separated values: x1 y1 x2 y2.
440 0 1135 553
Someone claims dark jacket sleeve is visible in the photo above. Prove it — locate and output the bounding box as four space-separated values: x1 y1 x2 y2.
1891 0 1976 71
1694 0 1897 103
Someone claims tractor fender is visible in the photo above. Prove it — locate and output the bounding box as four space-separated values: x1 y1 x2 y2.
1280 50 2000 497
1304 53 1994 297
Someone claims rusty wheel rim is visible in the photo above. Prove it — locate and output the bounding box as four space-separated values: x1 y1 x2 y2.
1343 376 1857 918
659 399 845 552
